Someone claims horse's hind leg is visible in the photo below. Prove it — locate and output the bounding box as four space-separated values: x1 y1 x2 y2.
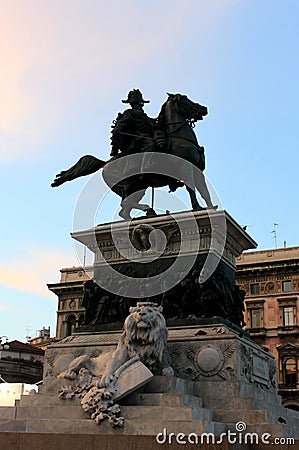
186 186 203 210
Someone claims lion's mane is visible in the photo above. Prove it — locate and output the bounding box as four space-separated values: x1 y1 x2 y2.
122 302 168 372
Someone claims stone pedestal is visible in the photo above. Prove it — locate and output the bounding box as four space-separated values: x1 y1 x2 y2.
1 211 298 448
7 322 297 443
73 210 257 330
72 209 256 281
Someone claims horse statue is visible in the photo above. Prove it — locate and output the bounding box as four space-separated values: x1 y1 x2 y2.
51 93 216 219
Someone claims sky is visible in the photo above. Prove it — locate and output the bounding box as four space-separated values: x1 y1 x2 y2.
0 0 298 342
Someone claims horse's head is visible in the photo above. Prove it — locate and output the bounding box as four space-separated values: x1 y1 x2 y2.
167 93 208 123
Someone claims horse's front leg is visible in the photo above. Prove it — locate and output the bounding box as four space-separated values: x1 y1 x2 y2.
129 190 149 210
119 199 132 220
135 202 151 211
186 186 204 211
119 189 148 219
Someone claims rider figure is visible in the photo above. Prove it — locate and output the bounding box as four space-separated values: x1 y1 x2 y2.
110 89 165 157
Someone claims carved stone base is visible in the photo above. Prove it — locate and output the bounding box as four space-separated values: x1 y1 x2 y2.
38 323 299 437
1 323 299 442
73 210 257 328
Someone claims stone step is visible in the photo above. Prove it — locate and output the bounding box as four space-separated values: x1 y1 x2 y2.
15 394 216 428
18 394 80 407
14 403 203 422
226 422 284 438
214 409 268 424
0 418 26 432
20 391 205 411
122 404 213 422
120 392 203 408
0 416 227 436
15 405 88 420
202 396 253 411
0 432 243 450
142 376 196 395
0 407 16 419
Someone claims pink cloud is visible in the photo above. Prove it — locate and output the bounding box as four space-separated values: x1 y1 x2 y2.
0 247 76 298
0 1 234 161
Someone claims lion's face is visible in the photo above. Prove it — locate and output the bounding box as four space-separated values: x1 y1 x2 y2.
123 302 168 368
130 304 162 329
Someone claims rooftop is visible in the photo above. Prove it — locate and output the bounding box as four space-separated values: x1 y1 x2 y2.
7 340 44 355
237 246 299 266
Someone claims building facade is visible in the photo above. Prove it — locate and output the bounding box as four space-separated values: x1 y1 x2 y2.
48 247 299 410
48 266 93 339
0 340 44 384
236 246 299 411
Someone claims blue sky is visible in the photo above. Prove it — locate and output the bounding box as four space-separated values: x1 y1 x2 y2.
0 0 298 342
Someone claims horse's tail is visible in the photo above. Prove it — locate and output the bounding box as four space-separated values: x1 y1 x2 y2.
51 155 107 187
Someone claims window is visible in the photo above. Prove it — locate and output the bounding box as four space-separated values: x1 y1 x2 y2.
250 283 260 295
246 300 265 331
249 308 262 328
283 306 295 326
284 358 297 386
282 280 292 292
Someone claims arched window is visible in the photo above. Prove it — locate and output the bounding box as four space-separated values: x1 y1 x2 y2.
66 315 76 336
284 358 297 386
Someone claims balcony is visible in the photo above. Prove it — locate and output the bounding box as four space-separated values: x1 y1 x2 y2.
277 325 299 337
246 326 266 337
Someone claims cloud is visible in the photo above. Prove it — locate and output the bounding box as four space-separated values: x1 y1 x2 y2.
0 0 234 162
0 247 77 299
0 302 16 312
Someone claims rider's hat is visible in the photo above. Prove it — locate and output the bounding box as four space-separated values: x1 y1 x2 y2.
122 89 150 105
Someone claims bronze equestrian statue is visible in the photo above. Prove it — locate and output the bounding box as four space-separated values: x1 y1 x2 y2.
51 90 216 219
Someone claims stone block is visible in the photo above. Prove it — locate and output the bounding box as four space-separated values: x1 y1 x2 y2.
191 407 214 421
180 394 203 409
214 409 268 424
0 432 20 450
121 405 162 420
120 419 166 436
202 396 252 410
0 407 15 419
19 433 93 450
158 419 205 435
0 419 26 432
193 380 241 398
19 394 80 407
121 393 164 406
24 418 98 434
16 405 87 420
240 423 283 438
204 420 227 435
143 376 195 396
162 406 192 421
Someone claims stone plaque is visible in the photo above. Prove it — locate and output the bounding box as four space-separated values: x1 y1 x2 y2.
251 350 270 386
114 360 154 401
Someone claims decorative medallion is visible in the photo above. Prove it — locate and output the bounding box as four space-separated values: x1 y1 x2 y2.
194 344 224 376
265 282 275 294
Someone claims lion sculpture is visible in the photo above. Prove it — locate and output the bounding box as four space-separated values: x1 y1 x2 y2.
59 302 173 386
